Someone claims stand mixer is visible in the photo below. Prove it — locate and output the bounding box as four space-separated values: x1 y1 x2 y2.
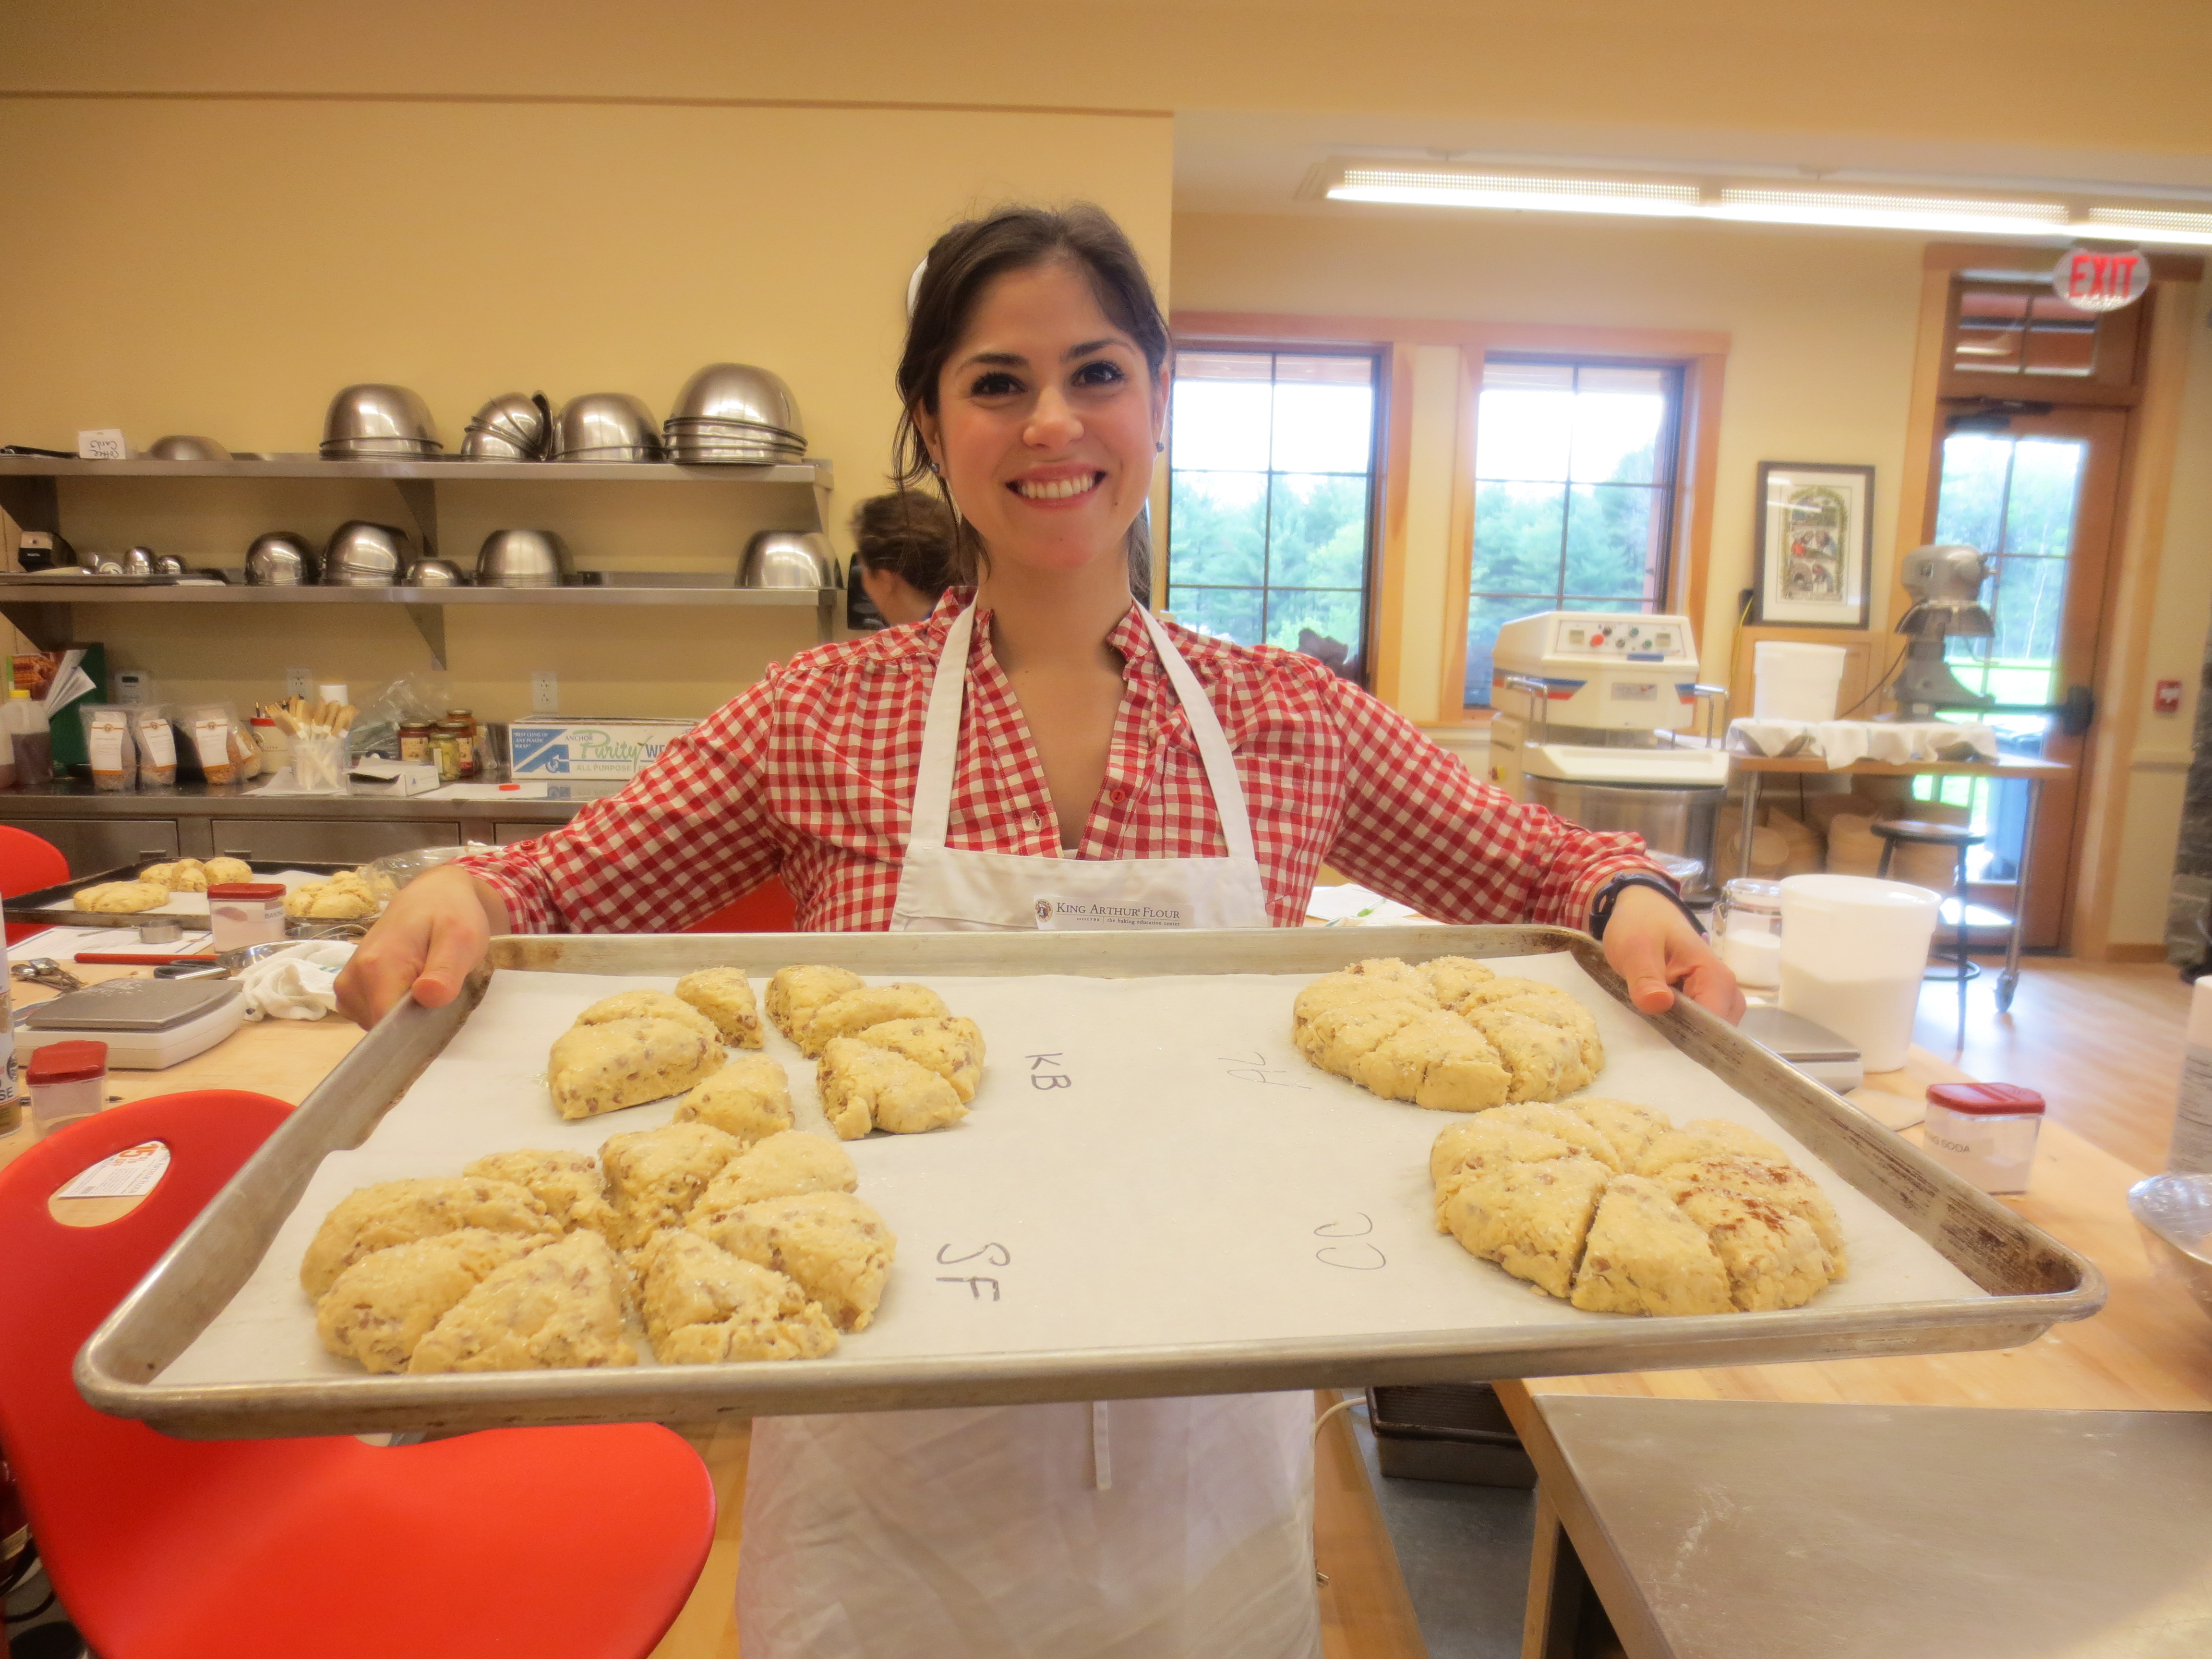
1888 544 1996 721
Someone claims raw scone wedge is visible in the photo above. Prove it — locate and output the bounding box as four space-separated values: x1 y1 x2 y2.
599 1120 748 1251
690 1190 896 1333
301 1176 558 1297
573 988 724 1046
463 1148 616 1238
1655 1154 1849 1278
1417 955 1497 1006
799 983 951 1058
1558 1098 1671 1169
673 966 765 1048
1568 1175 1733 1317
1345 1010 1512 1112
1459 1006 1585 1102
817 1036 968 1138
854 1015 986 1102
1438 1154 1611 1298
1292 973 1435 1045
1634 1118 1788 1178
547 1015 724 1121
634 1230 839 1364
765 965 865 1044
690 1130 858 1218
1673 1188 1832 1311
673 1054 794 1144
315 1228 548 1373
409 1231 639 1372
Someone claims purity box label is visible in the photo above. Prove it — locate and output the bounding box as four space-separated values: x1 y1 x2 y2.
507 719 695 779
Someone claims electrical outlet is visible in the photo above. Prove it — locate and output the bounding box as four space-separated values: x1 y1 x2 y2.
285 667 314 699
531 670 559 713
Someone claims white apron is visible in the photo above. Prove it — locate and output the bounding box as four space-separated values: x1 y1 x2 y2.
736 601 1320 1659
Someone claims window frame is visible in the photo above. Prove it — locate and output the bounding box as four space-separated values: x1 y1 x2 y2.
1161 339 1390 688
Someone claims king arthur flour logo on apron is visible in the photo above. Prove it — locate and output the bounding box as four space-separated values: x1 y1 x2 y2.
1034 895 1193 930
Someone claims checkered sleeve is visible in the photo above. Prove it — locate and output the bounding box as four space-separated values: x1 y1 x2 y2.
1321 679 1668 930
454 679 787 934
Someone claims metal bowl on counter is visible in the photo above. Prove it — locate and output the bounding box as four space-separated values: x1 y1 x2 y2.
552 393 663 462
461 391 552 461
669 363 805 442
739 530 842 589
405 557 468 587
475 529 572 588
2130 1172 2212 1328
320 384 442 457
145 434 232 462
245 531 317 585
320 520 411 586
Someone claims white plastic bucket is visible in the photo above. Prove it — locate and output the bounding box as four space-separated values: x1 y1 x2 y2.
1754 642 1848 722
1776 874 1942 1073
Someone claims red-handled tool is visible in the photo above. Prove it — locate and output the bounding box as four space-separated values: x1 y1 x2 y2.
72 951 219 966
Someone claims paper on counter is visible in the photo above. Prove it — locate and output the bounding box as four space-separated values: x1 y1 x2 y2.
162 950 1985 1388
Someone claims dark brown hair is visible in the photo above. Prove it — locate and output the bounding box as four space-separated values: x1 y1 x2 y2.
849 489 957 601
893 203 1168 599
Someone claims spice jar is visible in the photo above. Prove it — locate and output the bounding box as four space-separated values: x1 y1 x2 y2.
1715 878 1784 990
429 727 462 782
1923 1082 2044 1194
398 722 433 764
207 881 288 951
442 710 480 778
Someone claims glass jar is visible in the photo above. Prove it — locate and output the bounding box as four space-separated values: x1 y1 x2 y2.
440 712 479 779
429 729 462 782
206 881 288 951
398 722 432 763
1715 878 1784 989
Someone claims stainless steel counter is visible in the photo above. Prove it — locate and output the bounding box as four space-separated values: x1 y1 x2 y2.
1519 1395 2212 1659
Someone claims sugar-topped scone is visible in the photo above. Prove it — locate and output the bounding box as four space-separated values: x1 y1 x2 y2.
547 1016 723 1121
1295 995 1424 1076
315 1228 547 1373
1419 955 1498 1006
690 1190 896 1332
817 1036 968 1138
1460 1006 1586 1101
140 857 209 892
691 1130 858 1218
1569 1175 1734 1317
800 983 951 1058
1345 1011 1512 1112
1635 1118 1788 1178
599 1121 747 1250
574 989 724 1046
673 1055 794 1144
1429 1114 1584 1190
765 965 866 1043
1560 1098 1672 1169
1474 1103 1625 1170
408 1231 638 1372
1656 1154 1848 1277
1292 973 1433 1045
854 1016 985 1102
203 856 254 885
634 1230 839 1363
1444 974 1564 1014
301 1176 557 1297
1672 1187 1832 1311
1438 1154 1611 1299
74 880 168 914
1481 988 1604 1078
673 967 764 1048
1342 957 1434 993
463 1148 616 1238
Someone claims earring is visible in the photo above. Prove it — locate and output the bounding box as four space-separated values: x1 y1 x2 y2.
1155 440 1165 453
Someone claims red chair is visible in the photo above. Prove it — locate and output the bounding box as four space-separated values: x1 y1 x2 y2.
684 873 797 933
0 826 69 946
0 1091 716 1659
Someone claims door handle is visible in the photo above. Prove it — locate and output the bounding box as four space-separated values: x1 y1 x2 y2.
2060 685 2094 736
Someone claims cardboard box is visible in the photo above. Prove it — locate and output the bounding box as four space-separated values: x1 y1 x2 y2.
506 718 696 780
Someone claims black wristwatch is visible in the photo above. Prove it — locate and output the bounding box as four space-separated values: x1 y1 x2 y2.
1587 872 1706 941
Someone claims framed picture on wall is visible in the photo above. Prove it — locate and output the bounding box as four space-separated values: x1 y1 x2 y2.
1751 462 1875 628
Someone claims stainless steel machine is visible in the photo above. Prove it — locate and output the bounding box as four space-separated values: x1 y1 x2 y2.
1888 543 1996 721
1487 610 1729 895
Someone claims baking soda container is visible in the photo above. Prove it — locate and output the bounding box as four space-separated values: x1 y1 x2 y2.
1777 874 1942 1072
27 1040 108 1131
2169 975 2212 1174
1924 1082 2044 1194
1753 642 1848 722
207 882 287 951
1716 878 1784 989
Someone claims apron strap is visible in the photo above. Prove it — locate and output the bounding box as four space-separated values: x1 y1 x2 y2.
1139 610 1258 865
908 601 977 853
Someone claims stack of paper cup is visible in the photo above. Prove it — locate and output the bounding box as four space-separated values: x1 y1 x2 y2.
1777 874 1942 1072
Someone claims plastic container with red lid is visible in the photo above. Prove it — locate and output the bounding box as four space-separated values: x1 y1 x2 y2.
206 882 287 951
1924 1082 2044 1194
28 1039 108 1131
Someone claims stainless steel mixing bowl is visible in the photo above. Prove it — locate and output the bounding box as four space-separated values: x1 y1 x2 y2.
553 393 662 462
669 363 805 441
245 532 317 585
739 530 841 589
321 384 442 454
145 434 232 462
475 529 573 588
320 520 410 585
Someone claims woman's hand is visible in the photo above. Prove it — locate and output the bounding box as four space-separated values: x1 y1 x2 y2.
334 865 510 1028
1599 883 1745 1022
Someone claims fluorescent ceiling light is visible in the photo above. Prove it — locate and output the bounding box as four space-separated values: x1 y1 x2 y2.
2087 206 2212 246
1329 167 1700 217
1711 187 2070 236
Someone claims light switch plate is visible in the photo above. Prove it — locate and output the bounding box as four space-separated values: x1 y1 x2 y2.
531 670 559 713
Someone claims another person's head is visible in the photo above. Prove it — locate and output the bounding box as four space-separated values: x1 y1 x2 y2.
849 490 956 626
895 204 1166 602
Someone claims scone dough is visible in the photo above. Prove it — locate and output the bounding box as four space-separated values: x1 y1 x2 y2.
1560 1098 1671 1169
765 965 865 1044
673 967 764 1048
817 1036 968 1138
690 1190 896 1332
139 857 209 892
634 1229 839 1363
673 1055 793 1144
1439 1154 1612 1299
692 1130 858 1217
547 1015 724 1120
599 1120 747 1250
1656 1154 1849 1277
1673 1187 1832 1311
575 989 723 1046
74 880 168 914
1635 1119 1788 1178
1569 1175 1734 1317
203 856 254 885
799 983 951 1058
463 1148 616 1237
1346 1010 1511 1112
409 1231 639 1372
854 1016 985 1102
315 1228 545 1373
301 1175 557 1297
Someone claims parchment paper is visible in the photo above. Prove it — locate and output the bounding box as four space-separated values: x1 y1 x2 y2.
161 952 1984 1385
68 868 333 918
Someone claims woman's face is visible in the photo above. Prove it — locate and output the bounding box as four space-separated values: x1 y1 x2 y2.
917 259 1165 583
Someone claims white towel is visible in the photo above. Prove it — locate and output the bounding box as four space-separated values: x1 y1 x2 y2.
1727 719 1999 769
237 940 356 1021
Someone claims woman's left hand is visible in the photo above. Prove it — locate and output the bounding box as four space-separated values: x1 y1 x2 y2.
1600 883 1745 1022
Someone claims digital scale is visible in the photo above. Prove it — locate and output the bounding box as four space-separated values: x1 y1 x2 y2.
18 977 247 1069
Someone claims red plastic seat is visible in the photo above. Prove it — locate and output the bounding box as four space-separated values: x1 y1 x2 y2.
684 873 797 933
0 1091 716 1659
0 824 69 946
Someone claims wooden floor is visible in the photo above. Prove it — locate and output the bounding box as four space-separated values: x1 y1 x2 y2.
649 956 2194 1659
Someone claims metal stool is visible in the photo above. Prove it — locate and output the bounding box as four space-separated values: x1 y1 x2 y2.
1873 817 1984 1051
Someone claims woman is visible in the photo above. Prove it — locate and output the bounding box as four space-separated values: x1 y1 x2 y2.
337 204 1740 1659
850 489 957 626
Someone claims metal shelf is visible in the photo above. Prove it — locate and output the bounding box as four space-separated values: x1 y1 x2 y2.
0 455 831 487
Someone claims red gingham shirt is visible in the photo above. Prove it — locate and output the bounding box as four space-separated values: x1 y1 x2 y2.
459 590 1664 935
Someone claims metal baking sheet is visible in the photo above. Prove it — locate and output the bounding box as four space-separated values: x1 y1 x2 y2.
5 860 355 927
80 927 2102 1439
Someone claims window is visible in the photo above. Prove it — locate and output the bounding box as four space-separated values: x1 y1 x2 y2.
1165 349 1381 683
1463 359 1684 707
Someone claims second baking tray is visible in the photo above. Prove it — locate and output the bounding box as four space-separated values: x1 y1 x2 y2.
80 926 2102 1438
4 860 357 929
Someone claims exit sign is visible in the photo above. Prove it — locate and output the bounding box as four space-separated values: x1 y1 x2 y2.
2052 244 2150 311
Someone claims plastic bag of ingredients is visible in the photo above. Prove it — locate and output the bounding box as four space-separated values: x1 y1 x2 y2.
180 702 243 786
131 705 178 789
81 704 137 793
364 842 496 891
352 672 452 761
229 713 265 780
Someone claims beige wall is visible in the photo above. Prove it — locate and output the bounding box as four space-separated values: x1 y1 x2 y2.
0 96 1172 719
